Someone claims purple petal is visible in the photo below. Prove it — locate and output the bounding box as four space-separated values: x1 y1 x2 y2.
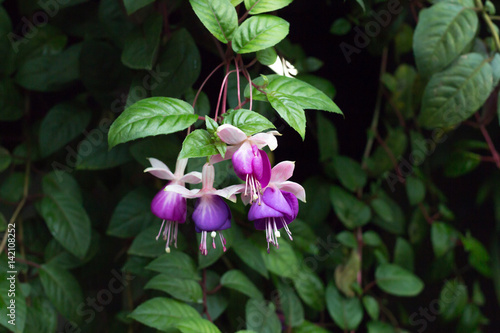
192 195 231 231
281 191 299 220
261 187 293 217
232 142 254 180
151 188 186 222
248 198 284 221
253 218 268 230
256 148 271 187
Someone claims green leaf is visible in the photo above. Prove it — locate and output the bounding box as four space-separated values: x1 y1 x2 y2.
419 53 494 128
176 317 222 333
413 2 478 76
179 129 220 159
362 295 380 320
316 113 338 161
232 238 269 278
244 0 293 14
439 279 468 321
330 18 351 35
245 299 281 333
406 176 425 205
262 239 299 278
365 128 407 177
107 188 156 238
232 15 289 54
246 74 342 114
0 172 24 202
37 192 91 258
331 155 367 192
294 321 330 333
128 225 168 257
334 250 360 297
189 0 238 43
330 186 371 229
370 198 394 223
146 251 200 280
39 102 92 157
129 297 200 331
42 171 82 203
15 43 81 92
0 274 26 333
0 79 23 121
24 297 57 333
371 194 406 235
151 29 201 98
223 109 275 135
375 264 424 297
444 151 482 177
462 232 491 277
221 269 264 300
367 321 396 333
121 14 162 70
431 222 459 257
336 231 357 248
267 92 306 139
145 275 203 303
123 0 155 14
277 281 304 327
108 97 198 148
39 262 84 322
256 47 278 66
293 269 325 311
393 237 414 272
326 282 363 330
76 140 132 170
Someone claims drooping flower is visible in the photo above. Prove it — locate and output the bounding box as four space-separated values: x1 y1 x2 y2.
144 157 202 253
247 161 306 252
165 163 243 255
215 124 279 203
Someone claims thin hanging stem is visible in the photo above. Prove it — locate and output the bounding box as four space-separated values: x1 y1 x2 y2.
192 62 225 109
234 55 242 107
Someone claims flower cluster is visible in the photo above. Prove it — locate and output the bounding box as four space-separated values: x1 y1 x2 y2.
145 124 305 255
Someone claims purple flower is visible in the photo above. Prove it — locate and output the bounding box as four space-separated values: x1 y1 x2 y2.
144 157 202 253
165 163 243 255
215 124 279 204
247 161 306 252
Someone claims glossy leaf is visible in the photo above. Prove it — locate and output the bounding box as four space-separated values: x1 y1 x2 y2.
413 2 478 76
267 92 306 139
176 318 222 333
179 129 220 159
107 188 156 238
146 251 200 280
39 102 91 157
129 297 200 331
393 237 414 272
419 53 494 128
406 176 425 205
232 15 289 54
331 155 367 192
439 279 468 321
246 74 342 114
330 186 371 229
293 269 325 311
121 14 162 70
262 239 299 278
375 264 424 297
108 97 198 148
189 0 238 43
221 269 264 300
145 275 203 303
123 0 155 14
244 0 293 14
431 222 459 257
37 192 91 258
232 239 269 278
326 283 363 330
223 109 276 135
39 262 84 322
444 150 482 177
362 295 380 320
151 29 201 98
245 299 281 333
128 225 169 257
277 281 304 327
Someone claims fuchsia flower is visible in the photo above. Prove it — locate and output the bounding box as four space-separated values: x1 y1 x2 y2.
247 161 306 252
144 158 202 253
165 163 243 255
215 124 279 204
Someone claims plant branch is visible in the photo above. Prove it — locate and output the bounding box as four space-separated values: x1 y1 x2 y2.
361 46 389 169
0 160 31 255
201 269 213 322
475 0 500 51
476 113 500 168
